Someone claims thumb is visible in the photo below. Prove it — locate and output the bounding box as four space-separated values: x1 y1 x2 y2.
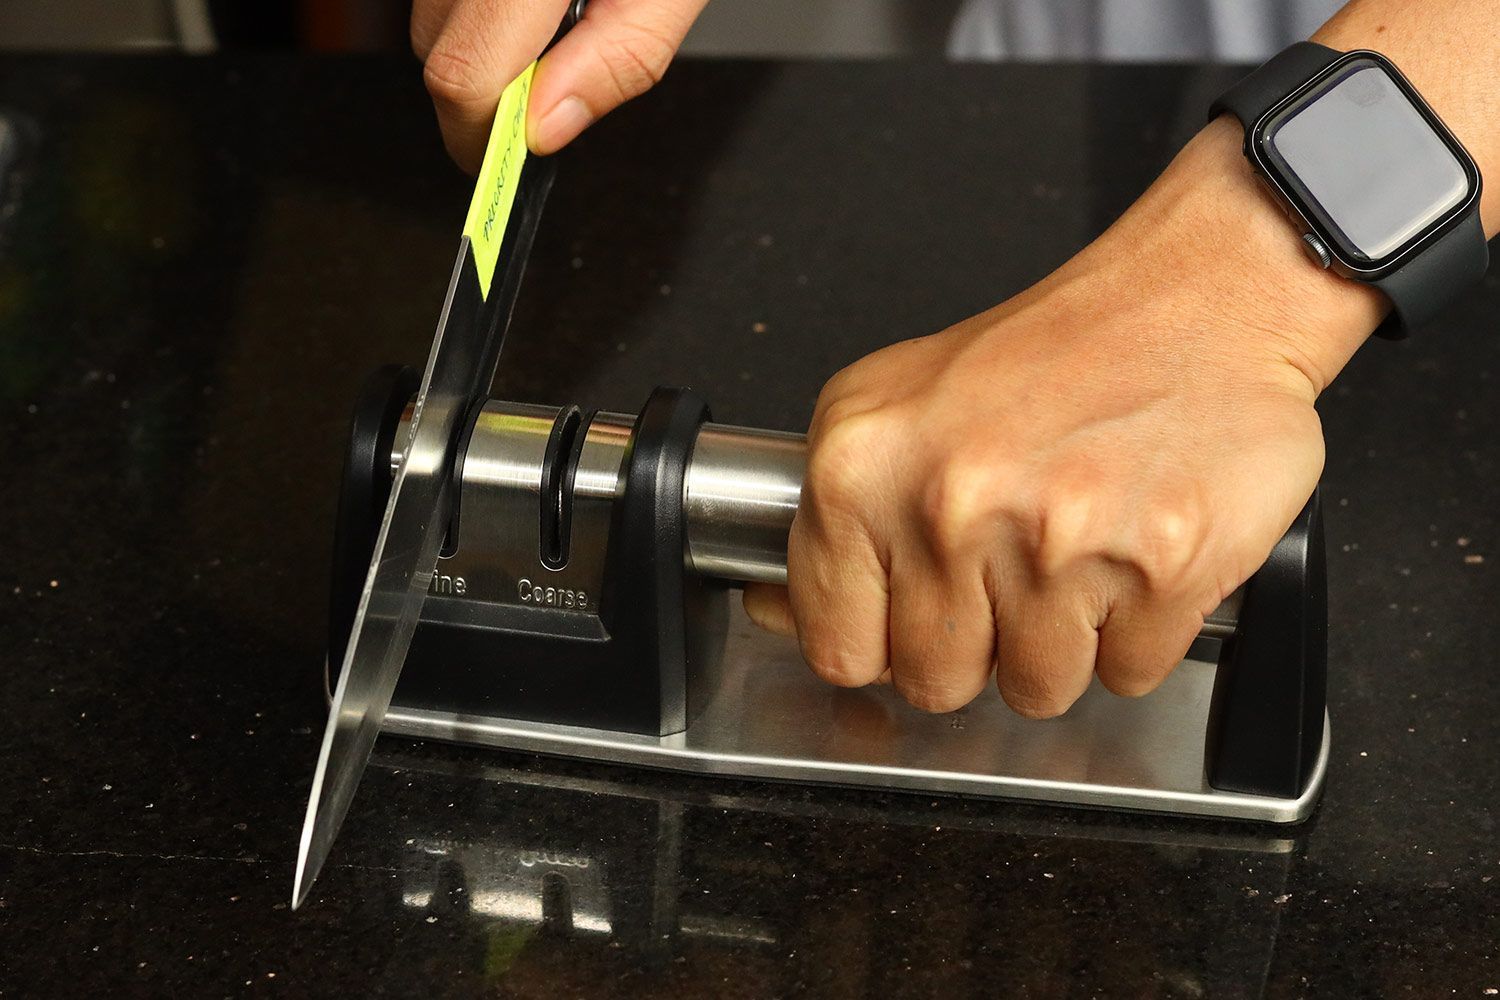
742 583 894 684
528 0 709 155
742 583 797 638
423 0 573 174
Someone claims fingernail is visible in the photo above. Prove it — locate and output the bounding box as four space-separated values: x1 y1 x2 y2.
534 96 594 153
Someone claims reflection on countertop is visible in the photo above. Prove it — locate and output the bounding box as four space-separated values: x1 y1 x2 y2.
347 746 1300 996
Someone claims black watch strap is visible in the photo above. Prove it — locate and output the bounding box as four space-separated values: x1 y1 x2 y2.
1211 41 1489 339
1373 211 1489 334
1209 41 1341 130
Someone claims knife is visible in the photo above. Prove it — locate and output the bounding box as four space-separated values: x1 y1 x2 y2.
293 7 581 909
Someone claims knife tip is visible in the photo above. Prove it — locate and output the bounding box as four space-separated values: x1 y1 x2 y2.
291 858 313 911
292 827 322 911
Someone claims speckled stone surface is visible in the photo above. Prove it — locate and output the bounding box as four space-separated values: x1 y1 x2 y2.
0 56 1496 998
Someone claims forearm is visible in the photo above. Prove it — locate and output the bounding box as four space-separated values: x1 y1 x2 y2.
757 1 1500 716
1062 0 1499 398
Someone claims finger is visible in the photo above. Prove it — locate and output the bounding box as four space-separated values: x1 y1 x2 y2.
744 584 892 684
992 580 1100 719
787 512 891 690
423 0 572 174
1093 592 1208 698
527 0 710 154
885 550 996 713
410 0 460 60
742 583 796 637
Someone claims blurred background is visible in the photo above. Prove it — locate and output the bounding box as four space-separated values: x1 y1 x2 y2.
0 0 1341 59
0 0 969 56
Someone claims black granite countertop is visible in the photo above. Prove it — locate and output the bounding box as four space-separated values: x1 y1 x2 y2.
0 55 1496 998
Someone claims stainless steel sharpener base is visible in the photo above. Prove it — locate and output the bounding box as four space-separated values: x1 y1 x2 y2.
330 380 1331 830
383 606 1329 824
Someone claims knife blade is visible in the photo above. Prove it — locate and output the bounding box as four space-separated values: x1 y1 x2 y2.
292 54 563 909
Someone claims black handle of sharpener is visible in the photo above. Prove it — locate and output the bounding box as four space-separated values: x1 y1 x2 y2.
1204 491 1327 801
325 365 418 697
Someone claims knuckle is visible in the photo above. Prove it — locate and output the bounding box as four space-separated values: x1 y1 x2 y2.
600 25 677 100
920 460 999 557
819 364 860 403
1028 489 1096 573
996 670 1075 720
423 47 484 107
893 675 974 714
801 635 875 688
1133 497 1204 591
1096 661 1168 699
1095 614 1195 698
810 390 869 436
1000 689 1073 720
805 412 887 510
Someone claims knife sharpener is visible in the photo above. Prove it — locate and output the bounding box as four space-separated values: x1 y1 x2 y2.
329 366 1330 823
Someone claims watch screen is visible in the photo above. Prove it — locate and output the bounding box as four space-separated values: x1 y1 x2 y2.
1262 58 1470 264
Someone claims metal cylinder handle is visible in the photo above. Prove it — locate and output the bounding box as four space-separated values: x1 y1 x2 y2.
679 423 1241 638
401 403 1243 637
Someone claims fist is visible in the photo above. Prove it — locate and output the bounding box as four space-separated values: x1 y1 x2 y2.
743 121 1379 717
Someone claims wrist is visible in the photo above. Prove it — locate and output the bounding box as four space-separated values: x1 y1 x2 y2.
1088 117 1388 395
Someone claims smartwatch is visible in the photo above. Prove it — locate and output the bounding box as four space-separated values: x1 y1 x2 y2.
1211 42 1488 338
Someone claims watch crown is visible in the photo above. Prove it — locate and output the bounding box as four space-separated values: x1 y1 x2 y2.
1300 232 1333 269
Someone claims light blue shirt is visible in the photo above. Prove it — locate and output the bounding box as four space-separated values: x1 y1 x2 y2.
949 0 1345 61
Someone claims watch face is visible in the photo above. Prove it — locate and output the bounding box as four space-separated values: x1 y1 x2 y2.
1253 54 1478 272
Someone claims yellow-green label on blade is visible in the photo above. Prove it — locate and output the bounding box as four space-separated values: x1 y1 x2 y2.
463 62 535 300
